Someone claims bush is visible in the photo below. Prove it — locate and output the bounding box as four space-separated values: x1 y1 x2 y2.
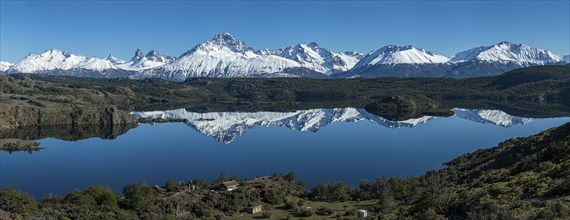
300 209 313 217
64 190 96 206
165 179 178 192
261 212 271 218
284 201 298 210
84 185 120 207
317 206 334 215
121 183 154 212
344 209 357 216
284 172 296 182
0 188 38 215
538 200 570 219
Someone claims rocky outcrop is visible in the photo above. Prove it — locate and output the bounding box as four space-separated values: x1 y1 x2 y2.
0 104 138 131
364 95 453 121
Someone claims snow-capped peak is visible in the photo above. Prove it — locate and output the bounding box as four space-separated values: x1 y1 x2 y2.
9 49 88 73
105 54 126 64
268 42 363 75
132 49 144 61
145 50 176 63
0 61 14 72
450 41 563 65
145 33 302 79
115 49 174 71
351 45 450 70
563 55 570 63
187 32 252 54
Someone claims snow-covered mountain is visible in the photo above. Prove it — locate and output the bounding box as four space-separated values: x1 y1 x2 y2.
355 45 450 66
3 36 566 79
563 55 570 63
140 33 308 80
115 49 175 71
8 49 105 73
267 42 363 75
341 45 451 78
5 48 175 77
105 54 126 65
5 49 137 78
132 108 436 143
0 61 13 73
452 108 533 127
448 42 564 77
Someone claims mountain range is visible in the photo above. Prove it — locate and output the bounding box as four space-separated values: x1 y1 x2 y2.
131 108 533 143
2 33 567 80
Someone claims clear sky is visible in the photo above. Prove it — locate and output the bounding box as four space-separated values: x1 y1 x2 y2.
1 0 569 63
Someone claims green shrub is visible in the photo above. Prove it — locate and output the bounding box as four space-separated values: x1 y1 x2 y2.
284 201 298 210
300 209 313 217
261 212 271 218
121 183 154 212
165 179 178 192
64 190 96 206
317 206 334 215
84 185 120 207
0 188 38 215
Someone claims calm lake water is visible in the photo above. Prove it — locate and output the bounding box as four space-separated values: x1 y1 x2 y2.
1 108 569 199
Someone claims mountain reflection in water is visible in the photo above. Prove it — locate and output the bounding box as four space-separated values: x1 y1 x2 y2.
132 108 533 144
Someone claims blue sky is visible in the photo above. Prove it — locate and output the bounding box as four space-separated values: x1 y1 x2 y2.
1 0 569 62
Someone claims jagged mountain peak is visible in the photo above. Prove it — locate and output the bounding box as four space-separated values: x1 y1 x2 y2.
353 44 450 68
273 42 363 75
36 48 83 59
146 50 159 57
131 49 144 61
190 32 251 53
114 49 174 71
144 50 175 63
212 32 238 42
451 41 563 65
105 54 125 64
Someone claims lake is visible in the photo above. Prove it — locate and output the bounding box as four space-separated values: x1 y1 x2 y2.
1 107 568 199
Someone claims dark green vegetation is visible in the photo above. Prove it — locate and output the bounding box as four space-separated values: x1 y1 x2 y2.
2 122 569 219
364 95 453 120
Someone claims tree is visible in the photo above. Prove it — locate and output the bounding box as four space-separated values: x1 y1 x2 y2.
0 188 38 215
297 179 307 190
84 185 120 207
165 179 178 192
285 200 298 210
121 183 154 212
63 190 96 206
284 172 296 182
